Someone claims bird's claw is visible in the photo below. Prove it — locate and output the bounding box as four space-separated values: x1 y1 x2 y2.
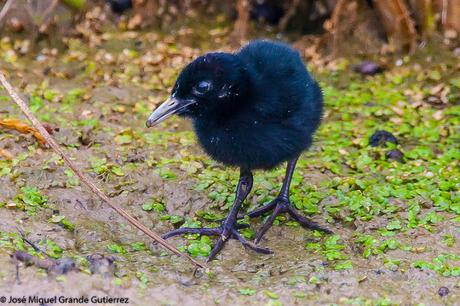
245 197 332 244
162 224 272 262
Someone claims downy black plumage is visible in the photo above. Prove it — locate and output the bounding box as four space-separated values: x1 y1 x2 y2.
146 40 331 261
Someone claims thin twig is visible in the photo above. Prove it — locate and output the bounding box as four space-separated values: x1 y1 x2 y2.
232 0 250 44
39 0 59 33
329 0 347 57
441 0 447 26
393 0 417 53
278 0 300 32
15 257 21 284
0 0 14 26
18 229 44 253
0 71 205 269
17 228 50 257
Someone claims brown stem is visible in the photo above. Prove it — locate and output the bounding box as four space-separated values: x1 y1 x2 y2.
39 0 60 33
0 0 14 26
232 0 250 43
372 0 417 52
329 0 348 56
0 71 205 269
278 0 301 32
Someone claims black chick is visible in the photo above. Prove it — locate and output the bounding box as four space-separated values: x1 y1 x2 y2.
146 40 331 261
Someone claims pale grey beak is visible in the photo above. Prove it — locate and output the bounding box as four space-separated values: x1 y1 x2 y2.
146 96 195 128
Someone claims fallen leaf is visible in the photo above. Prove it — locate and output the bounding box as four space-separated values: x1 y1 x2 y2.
432 110 443 120
0 118 46 145
0 148 13 160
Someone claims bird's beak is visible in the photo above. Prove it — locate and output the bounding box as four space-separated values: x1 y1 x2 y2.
146 96 195 128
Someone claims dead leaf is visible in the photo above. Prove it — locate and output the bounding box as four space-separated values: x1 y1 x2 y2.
0 148 13 160
432 110 443 120
0 118 46 145
127 14 143 30
391 106 404 115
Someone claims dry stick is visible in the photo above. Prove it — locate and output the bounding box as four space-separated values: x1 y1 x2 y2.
0 0 14 26
278 0 300 32
0 72 205 269
38 0 60 33
393 0 417 53
441 0 447 26
329 0 347 57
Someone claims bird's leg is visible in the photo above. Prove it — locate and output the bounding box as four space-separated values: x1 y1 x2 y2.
250 156 332 244
162 169 272 262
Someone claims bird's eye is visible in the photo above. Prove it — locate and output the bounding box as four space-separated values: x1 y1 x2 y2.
193 80 212 95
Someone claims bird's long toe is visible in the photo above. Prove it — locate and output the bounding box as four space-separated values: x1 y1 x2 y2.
162 222 272 261
206 236 226 262
285 205 333 234
245 200 278 219
254 204 283 244
232 229 272 254
253 198 332 244
204 227 272 262
162 227 220 239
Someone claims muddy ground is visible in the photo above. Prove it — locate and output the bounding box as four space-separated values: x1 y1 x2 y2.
0 20 459 306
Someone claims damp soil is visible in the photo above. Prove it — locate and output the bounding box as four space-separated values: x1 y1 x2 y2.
0 26 459 305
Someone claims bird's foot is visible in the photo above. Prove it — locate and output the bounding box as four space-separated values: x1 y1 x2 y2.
162 220 272 262
247 196 332 244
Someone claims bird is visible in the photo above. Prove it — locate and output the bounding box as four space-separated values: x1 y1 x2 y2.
146 40 332 262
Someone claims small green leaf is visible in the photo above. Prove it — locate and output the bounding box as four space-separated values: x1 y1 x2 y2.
107 244 127 254
264 290 279 299
238 288 256 296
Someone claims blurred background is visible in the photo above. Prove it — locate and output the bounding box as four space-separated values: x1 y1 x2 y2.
0 0 459 56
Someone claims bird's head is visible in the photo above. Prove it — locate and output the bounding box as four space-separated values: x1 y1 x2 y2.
146 52 249 127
